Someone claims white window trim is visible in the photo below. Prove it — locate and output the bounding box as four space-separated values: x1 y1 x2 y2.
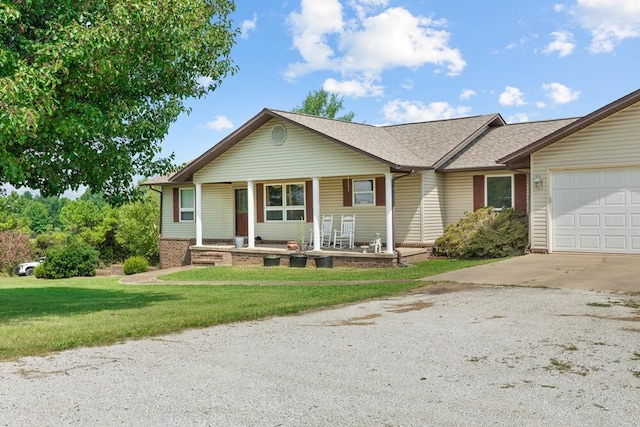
485 175 514 210
264 183 306 222
179 188 195 222
353 178 375 207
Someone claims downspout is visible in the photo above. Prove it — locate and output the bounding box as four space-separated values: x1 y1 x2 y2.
506 166 532 253
392 169 415 267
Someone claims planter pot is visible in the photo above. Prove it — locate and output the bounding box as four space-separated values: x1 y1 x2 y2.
263 255 281 267
314 256 333 268
289 254 308 268
234 236 244 248
287 241 298 251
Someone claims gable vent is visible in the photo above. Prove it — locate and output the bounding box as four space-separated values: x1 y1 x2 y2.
271 124 287 146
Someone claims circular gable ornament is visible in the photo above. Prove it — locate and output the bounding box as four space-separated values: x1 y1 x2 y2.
271 124 287 146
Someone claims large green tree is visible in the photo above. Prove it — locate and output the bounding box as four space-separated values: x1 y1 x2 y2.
0 0 238 204
292 89 355 122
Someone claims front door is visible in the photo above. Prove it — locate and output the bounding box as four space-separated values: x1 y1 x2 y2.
235 188 248 237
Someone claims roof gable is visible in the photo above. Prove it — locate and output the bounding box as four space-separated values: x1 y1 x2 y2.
169 109 504 182
499 88 640 165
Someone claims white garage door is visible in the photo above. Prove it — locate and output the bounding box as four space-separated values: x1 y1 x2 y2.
552 167 640 254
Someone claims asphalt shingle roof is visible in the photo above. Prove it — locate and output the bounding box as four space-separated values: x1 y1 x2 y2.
441 118 579 171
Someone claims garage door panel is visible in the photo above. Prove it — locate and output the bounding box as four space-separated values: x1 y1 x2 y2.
578 214 599 227
604 191 625 205
552 167 640 254
604 235 627 251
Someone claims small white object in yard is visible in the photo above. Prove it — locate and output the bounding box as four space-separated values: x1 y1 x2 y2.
373 233 382 254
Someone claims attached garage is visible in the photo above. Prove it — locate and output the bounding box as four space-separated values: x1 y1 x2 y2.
498 88 640 255
551 167 640 254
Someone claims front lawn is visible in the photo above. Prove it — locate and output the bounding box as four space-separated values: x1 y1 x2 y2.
158 258 495 282
0 258 495 361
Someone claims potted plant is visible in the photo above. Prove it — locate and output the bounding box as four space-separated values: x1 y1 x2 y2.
263 254 281 267
289 220 308 267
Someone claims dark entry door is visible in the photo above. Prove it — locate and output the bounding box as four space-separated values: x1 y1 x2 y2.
235 188 248 237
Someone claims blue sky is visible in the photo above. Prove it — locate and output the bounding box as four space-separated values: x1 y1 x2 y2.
162 0 640 167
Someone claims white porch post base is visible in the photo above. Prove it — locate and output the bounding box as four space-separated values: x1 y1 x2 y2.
312 177 321 251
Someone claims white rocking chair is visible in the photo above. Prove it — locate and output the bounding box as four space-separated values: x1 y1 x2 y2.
333 215 356 249
309 215 334 248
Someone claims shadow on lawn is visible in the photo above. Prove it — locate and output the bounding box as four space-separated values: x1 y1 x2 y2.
0 287 180 322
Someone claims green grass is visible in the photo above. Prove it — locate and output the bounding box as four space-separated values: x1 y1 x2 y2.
0 258 495 361
158 258 495 282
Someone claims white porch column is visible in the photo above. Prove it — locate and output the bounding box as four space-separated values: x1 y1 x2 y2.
385 172 394 254
195 182 203 246
247 180 255 248
312 177 321 251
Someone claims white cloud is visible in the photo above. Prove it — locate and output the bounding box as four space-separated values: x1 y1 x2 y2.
382 99 471 123
322 78 384 98
400 79 414 90
543 30 576 57
507 113 531 123
240 14 258 39
536 101 547 108
285 3 466 91
571 0 640 53
459 89 476 100
553 4 566 12
196 76 214 88
542 82 580 104
498 87 527 106
205 116 234 130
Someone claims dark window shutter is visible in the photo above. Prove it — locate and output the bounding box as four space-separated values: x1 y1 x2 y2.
514 174 527 212
173 188 179 222
342 179 353 207
305 180 313 222
256 183 264 223
473 175 485 211
375 177 386 206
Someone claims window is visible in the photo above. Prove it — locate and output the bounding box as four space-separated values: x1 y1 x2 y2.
486 176 513 209
179 188 195 221
353 179 374 206
265 183 305 221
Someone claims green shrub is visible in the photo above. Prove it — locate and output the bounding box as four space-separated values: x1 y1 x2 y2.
34 264 45 278
123 256 149 275
41 241 98 279
435 207 528 259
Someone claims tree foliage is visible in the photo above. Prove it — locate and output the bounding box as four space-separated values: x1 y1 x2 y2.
1 0 238 203
116 190 160 262
293 89 355 122
0 230 33 275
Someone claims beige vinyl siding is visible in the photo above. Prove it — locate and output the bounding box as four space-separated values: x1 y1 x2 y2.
395 173 423 243
423 171 445 242
444 171 528 226
253 176 387 244
202 184 234 239
444 172 475 226
195 118 388 183
161 185 196 238
530 102 640 251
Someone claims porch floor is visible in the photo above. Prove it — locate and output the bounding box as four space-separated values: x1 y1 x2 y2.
189 243 429 263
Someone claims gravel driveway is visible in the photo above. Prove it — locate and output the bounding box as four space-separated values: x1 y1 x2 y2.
1 284 638 426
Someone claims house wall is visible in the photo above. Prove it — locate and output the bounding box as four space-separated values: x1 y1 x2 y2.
253 176 387 245
530 102 640 251
443 170 529 226
423 171 446 242
394 173 423 243
194 117 389 183
161 185 195 238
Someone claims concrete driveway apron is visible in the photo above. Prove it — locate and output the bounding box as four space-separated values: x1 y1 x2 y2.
423 253 640 293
